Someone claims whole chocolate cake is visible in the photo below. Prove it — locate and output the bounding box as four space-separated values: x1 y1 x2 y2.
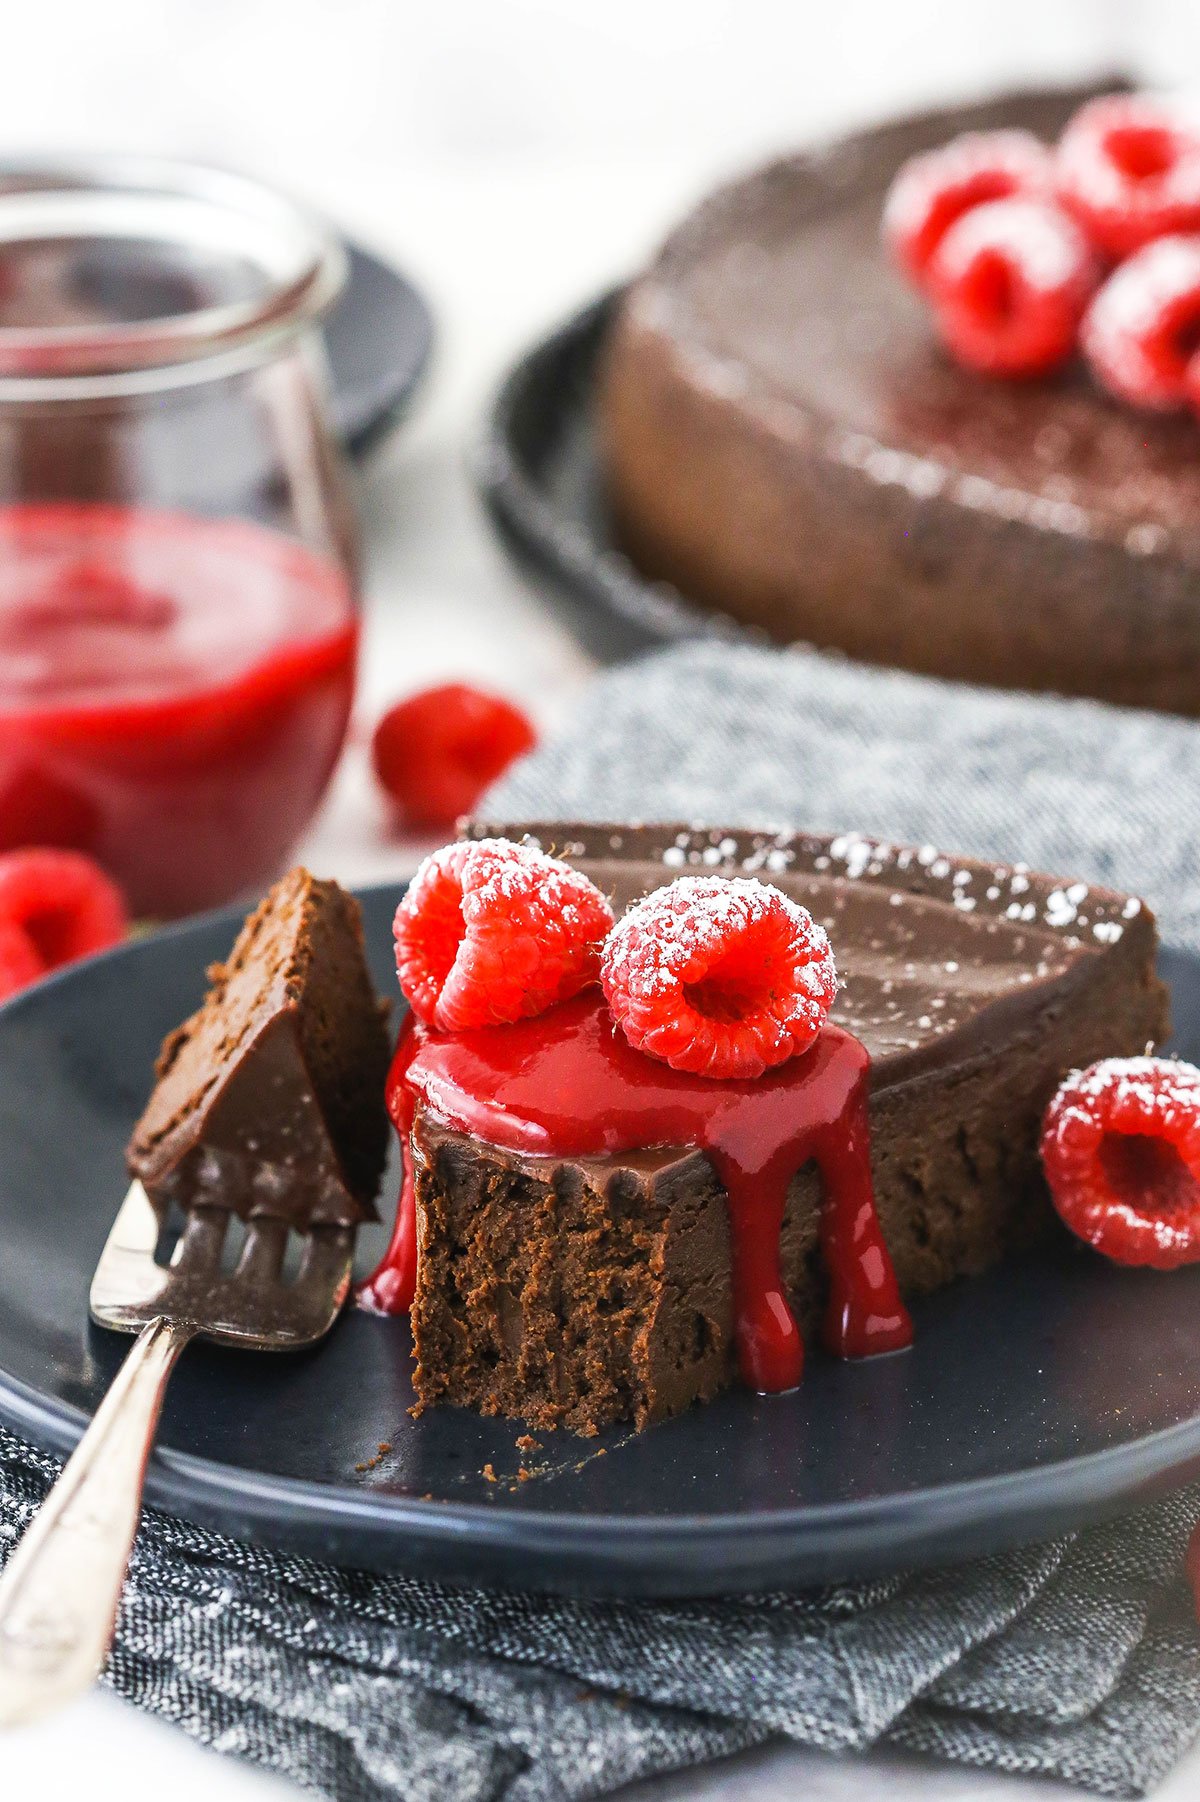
600 83 1200 714
391 823 1167 1434
128 866 391 1228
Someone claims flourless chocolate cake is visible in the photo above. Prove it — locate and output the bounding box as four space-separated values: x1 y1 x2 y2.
400 822 1167 1434
600 82 1200 715
128 867 391 1228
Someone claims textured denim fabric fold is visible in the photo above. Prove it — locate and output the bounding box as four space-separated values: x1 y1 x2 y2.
2 1429 1197 1799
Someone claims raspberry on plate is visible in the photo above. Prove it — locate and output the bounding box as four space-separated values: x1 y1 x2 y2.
1056 94 1200 260
394 837 614 1030
601 876 837 1080
0 847 128 1003
1082 235 1200 409
373 683 536 831
883 129 1052 288
927 196 1097 377
1040 1056 1200 1268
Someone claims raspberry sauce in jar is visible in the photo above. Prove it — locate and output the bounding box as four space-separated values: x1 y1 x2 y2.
0 160 355 915
0 505 356 917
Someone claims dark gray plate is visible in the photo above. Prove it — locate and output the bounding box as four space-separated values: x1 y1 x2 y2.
327 243 433 458
476 292 736 662
1 890 1199 1597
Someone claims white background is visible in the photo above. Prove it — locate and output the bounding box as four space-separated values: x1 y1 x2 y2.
6 2 1200 1797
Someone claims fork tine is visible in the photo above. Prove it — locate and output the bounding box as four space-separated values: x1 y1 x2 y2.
92 1183 356 1348
170 1207 227 1275
298 1225 355 1291
234 1216 289 1285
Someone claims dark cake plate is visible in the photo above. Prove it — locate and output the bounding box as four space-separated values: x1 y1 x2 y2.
2 886 1200 1597
475 290 730 663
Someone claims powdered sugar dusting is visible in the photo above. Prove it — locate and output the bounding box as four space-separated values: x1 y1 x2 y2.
467 823 1151 1066
396 837 613 1031
882 129 1050 262
601 874 837 1078
599 824 1141 950
1055 1053 1200 1112
1057 94 1200 222
934 196 1092 296
1043 1053 1200 1266
605 875 832 996
1083 235 1200 406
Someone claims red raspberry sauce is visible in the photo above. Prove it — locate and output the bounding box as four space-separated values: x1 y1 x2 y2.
359 991 913 1392
0 503 356 917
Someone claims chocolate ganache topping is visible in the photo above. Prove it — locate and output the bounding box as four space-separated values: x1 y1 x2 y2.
468 821 1154 1085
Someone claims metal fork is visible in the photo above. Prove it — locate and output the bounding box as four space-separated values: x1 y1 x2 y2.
0 1180 354 1728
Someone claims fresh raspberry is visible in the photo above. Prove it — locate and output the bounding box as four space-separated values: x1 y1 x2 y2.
1082 236 1200 409
1055 94 1200 260
1040 1056 1200 1269
393 837 614 1030
883 129 1052 288
373 684 537 831
601 877 837 1080
927 197 1097 377
0 848 128 1001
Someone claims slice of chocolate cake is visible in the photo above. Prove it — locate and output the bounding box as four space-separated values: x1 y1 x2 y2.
400 823 1167 1434
128 867 391 1228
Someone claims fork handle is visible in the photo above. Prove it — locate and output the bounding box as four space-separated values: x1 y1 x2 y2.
0 1315 193 1727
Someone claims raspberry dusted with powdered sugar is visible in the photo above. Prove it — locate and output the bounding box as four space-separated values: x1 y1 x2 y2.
1082 235 1200 409
393 837 614 1031
601 877 837 1080
926 197 1098 376
883 129 1052 288
1056 94 1200 261
1040 1056 1200 1269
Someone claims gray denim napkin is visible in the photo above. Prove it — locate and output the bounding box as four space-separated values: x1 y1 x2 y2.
5 639 1200 1801
486 640 1200 955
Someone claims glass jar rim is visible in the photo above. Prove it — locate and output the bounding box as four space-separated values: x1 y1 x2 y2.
0 155 347 396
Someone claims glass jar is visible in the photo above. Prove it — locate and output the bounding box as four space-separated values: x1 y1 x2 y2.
0 157 359 918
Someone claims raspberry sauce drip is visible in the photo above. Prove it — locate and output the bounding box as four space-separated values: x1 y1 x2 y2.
358 992 912 1389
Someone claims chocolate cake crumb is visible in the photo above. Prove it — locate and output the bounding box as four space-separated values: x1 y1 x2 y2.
353 1439 394 1474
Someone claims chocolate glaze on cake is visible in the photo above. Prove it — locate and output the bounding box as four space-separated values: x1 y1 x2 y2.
128 867 391 1228
600 82 1200 715
400 821 1168 1433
